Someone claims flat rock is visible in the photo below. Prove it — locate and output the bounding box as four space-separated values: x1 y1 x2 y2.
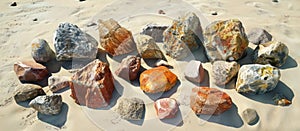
115 55 141 81
14 61 50 82
31 38 55 63
154 98 178 119
212 61 240 85
184 60 205 83
116 97 145 120
141 24 168 42
236 64 280 94
48 76 71 93
242 108 259 125
135 34 164 59
29 94 63 115
14 84 46 102
273 93 292 106
247 28 272 45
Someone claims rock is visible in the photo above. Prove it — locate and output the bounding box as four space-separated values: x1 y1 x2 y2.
253 41 289 67
98 18 135 56
242 108 259 125
31 38 56 63
140 66 178 93
29 94 62 115
10 2 17 6
163 12 203 59
54 22 98 61
190 87 232 115
154 59 173 68
273 93 292 106
158 10 166 14
14 61 50 82
212 61 240 85
48 76 71 93
141 24 168 42
116 97 145 120
14 84 46 102
135 35 164 59
70 59 114 108
154 98 179 119
115 55 141 81
236 64 280 94
247 28 272 45
211 11 218 15
184 60 205 83
272 0 279 3
33 18 38 21
203 19 249 61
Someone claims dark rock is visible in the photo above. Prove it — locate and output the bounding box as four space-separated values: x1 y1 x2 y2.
154 98 178 119
247 28 272 45
31 38 56 63
141 24 168 42
29 94 63 115
242 108 259 125
115 55 141 81
212 61 240 85
158 10 166 14
14 61 50 82
10 2 17 6
184 60 205 83
136 34 163 59
33 18 38 21
48 76 70 93
14 84 46 102
211 11 218 15
116 97 145 120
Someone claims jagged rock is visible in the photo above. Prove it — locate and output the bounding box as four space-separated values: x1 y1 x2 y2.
190 87 232 115
29 94 62 115
31 38 56 63
163 12 203 59
98 18 135 56
253 41 289 67
154 98 179 119
141 24 168 42
70 59 114 108
184 60 205 83
273 93 292 106
154 59 173 68
203 19 249 61
247 28 272 45
14 61 49 82
48 76 71 93
115 55 141 81
242 108 259 125
14 84 46 102
54 23 98 61
135 35 164 59
140 66 177 93
212 61 240 85
236 64 280 94
116 97 145 120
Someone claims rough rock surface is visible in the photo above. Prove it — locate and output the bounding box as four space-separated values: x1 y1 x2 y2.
253 41 289 67
135 35 164 59
14 84 46 102
163 12 203 59
31 38 55 63
116 97 145 120
141 24 168 42
203 19 248 61
14 61 49 82
140 66 177 93
190 87 232 115
70 59 114 109
212 61 240 85
247 28 272 45
242 108 259 125
48 76 71 93
154 98 179 119
273 93 292 106
29 94 63 115
115 55 141 81
98 18 135 56
184 60 205 83
236 64 280 94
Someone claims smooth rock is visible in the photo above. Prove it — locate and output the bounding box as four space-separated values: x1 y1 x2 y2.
116 97 145 120
115 55 141 81
184 60 205 83
154 98 179 119
242 108 259 125
247 28 272 45
203 19 248 61
135 35 164 59
190 87 232 115
29 94 63 115
14 61 49 82
154 59 173 68
140 66 177 93
141 24 168 42
236 64 280 94
273 93 292 106
70 59 114 109
31 38 56 63
14 84 46 102
48 76 71 93
212 61 240 85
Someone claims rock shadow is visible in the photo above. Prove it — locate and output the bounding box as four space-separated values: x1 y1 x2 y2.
96 48 109 64
280 55 298 69
215 77 237 90
61 59 93 70
189 69 210 87
16 99 31 108
237 47 254 66
42 59 62 73
99 79 124 110
37 103 68 128
160 108 184 127
144 80 181 101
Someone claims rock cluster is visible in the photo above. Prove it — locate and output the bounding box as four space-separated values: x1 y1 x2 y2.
141 24 168 42
29 94 63 115
212 61 240 85
184 60 205 83
14 84 46 102
14 61 49 82
115 55 141 81
135 34 164 59
31 38 56 63
154 98 179 119
116 97 145 120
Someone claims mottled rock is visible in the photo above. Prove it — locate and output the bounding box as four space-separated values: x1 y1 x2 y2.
14 61 50 82
98 18 135 56
163 12 203 59
236 64 280 94
54 23 98 61
184 60 205 83
116 97 145 120
29 94 62 115
247 28 272 45
155 59 173 68
140 66 177 93
141 24 168 42
253 41 289 67
70 59 114 108
242 108 259 125
14 84 46 102
190 87 232 115
115 55 141 81
212 61 240 85
273 93 292 106
135 35 163 59
31 38 55 63
48 76 71 93
154 98 179 119
204 19 248 61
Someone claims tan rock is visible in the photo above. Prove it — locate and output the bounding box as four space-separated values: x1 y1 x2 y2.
212 61 240 85
14 61 49 82
14 84 46 102
136 34 163 59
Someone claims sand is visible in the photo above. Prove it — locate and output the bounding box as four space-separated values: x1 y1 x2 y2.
0 0 299 130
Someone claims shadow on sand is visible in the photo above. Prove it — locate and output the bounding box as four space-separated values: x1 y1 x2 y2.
38 103 68 128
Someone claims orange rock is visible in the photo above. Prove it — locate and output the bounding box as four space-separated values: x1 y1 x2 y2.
14 61 49 82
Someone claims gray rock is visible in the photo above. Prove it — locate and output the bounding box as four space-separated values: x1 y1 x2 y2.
29 94 63 115
116 97 145 120
48 76 71 93
136 35 163 59
141 24 168 42
31 38 56 63
115 55 141 81
184 60 205 83
14 84 46 102
247 28 272 45
273 93 292 106
242 108 259 125
212 61 240 85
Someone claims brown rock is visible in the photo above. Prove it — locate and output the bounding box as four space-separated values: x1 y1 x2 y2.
48 76 71 93
14 84 46 102
154 98 179 119
115 55 141 81
14 61 49 82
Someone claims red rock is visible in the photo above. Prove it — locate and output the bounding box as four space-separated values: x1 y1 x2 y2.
14 61 49 82
70 59 114 109
115 55 141 81
190 87 232 115
154 98 179 119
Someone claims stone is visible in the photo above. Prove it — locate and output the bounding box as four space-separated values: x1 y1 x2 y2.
236 64 280 94
10 2 17 6
190 87 232 115
31 38 56 63
54 22 98 61
115 55 141 81
140 66 178 93
212 61 240 85
154 59 173 68
48 76 71 93
154 98 179 119
253 41 289 67
141 24 168 42
14 84 46 102
163 12 203 60
29 94 62 115
98 18 135 56
184 60 205 83
158 10 166 15
116 97 145 120
70 59 114 109
247 28 272 45
242 108 259 125
135 35 164 59
203 19 249 61
273 93 292 106
14 61 50 82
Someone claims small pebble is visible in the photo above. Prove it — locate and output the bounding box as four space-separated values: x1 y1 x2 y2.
242 108 259 125
33 18 38 21
79 0 86 2
272 0 279 3
211 11 218 15
10 2 17 6
158 10 166 14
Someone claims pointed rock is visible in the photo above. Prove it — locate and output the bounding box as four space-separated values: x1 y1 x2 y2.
14 61 49 82
29 94 62 115
212 61 240 85
115 55 141 81
14 84 46 102
136 35 164 59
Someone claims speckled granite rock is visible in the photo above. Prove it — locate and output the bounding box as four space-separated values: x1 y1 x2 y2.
212 61 240 85
14 84 46 102
48 76 71 93
242 108 259 125
29 94 62 115
273 93 292 106
31 38 55 63
154 98 179 119
247 28 272 45
14 61 49 82
115 55 141 81
135 35 163 59
184 60 205 83
116 97 145 120
141 24 168 42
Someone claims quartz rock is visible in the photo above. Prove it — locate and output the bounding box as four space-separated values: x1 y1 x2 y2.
190 87 232 115
116 97 145 120
136 35 164 59
212 61 240 85
154 98 179 119
247 28 272 45
184 60 205 83
203 19 249 61
14 61 49 82
29 94 63 115
236 64 280 94
48 76 71 93
273 93 292 106
141 24 168 42
115 55 141 81
242 108 259 125
14 84 46 102
31 38 55 63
